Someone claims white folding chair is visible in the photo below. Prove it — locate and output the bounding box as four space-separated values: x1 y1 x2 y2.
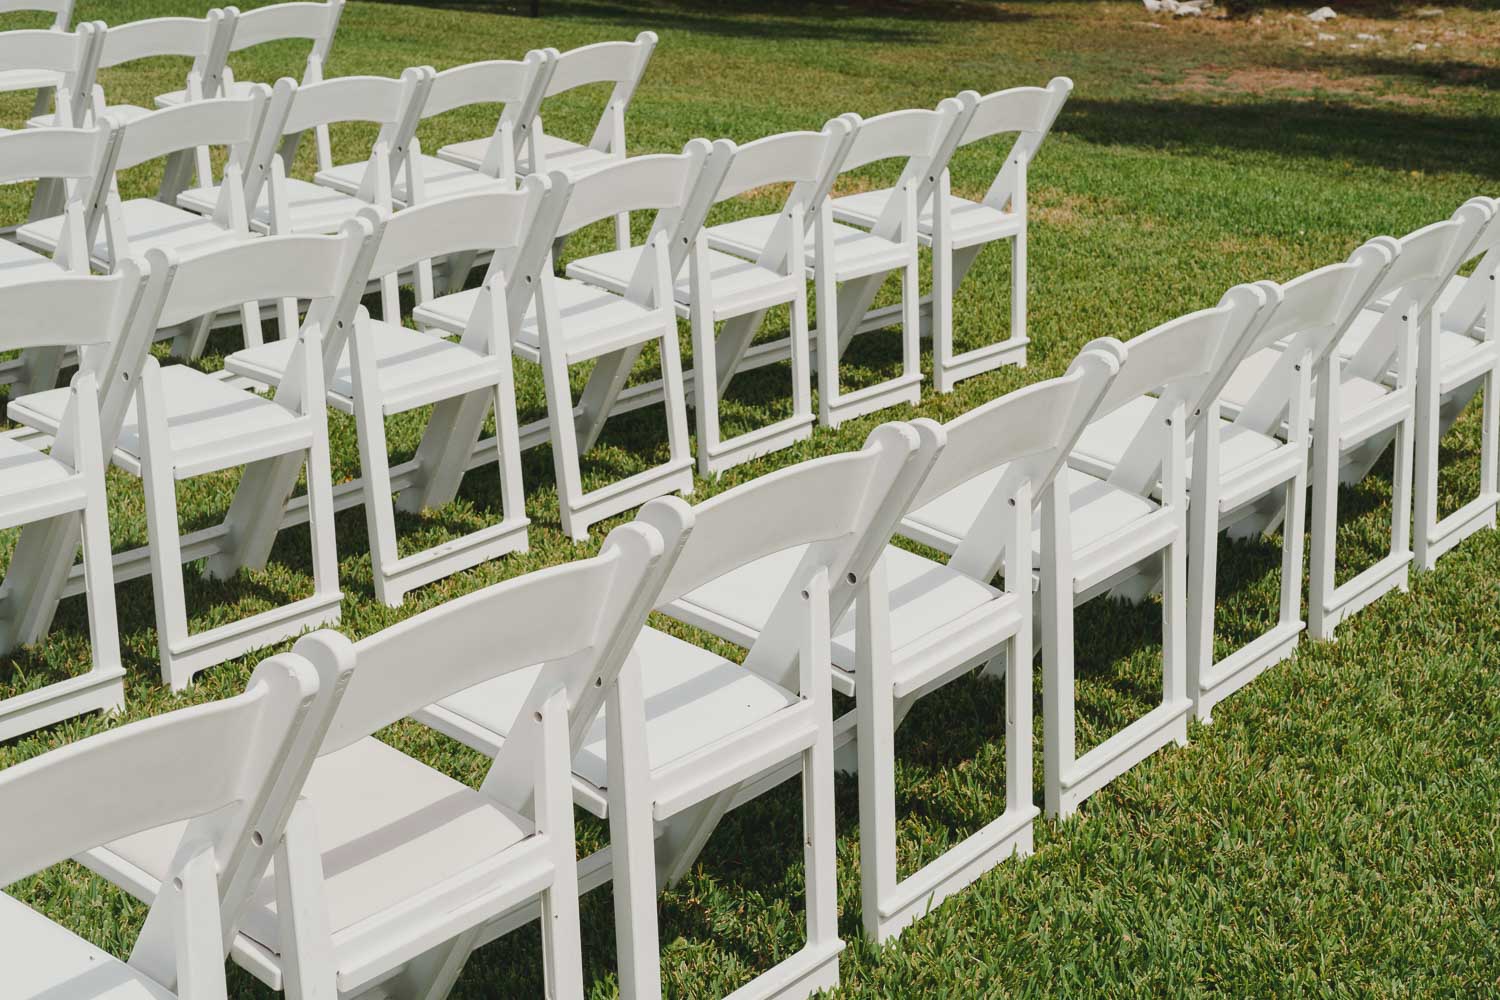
157 0 344 112
393 51 553 208
437 31 657 249
905 286 1271 817
657 351 1114 943
1082 247 1397 721
0 265 147 741
9 218 376 689
1299 204 1490 637
85 516 669 1000
178 68 431 237
0 649 334 1000
833 79 1072 392
415 142 729 540
567 124 850 475
0 12 95 133
29 11 237 128
1403 200 1500 567
424 424 929 997
0 122 118 391
710 101 968 427
225 184 559 605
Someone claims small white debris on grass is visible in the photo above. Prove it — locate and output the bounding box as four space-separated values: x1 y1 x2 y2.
1307 6 1336 22
1317 31 1336 40
1355 32 1382 41
1415 7 1444 17
1411 42 1428 51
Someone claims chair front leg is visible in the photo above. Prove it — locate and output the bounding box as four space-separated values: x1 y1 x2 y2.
605 659 664 1000
853 561 900 941
136 362 194 689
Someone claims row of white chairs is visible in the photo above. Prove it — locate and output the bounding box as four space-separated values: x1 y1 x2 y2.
8 201 1497 992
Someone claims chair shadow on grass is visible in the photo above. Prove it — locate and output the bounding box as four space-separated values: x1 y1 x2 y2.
363 0 1032 44
1063 96 1500 182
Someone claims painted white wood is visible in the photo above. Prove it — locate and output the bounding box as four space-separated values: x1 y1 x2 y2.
83 517 667 999
566 125 847 475
224 183 556 605
391 50 552 208
156 0 347 171
0 647 331 998
437 31 656 248
0 119 119 390
706 102 966 427
8 220 376 688
0 262 150 741
16 89 286 357
0 14 95 140
28 10 237 141
416 142 729 539
423 425 924 997
832 79 1072 391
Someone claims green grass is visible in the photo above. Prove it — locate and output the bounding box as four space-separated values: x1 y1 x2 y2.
3 1 1499 996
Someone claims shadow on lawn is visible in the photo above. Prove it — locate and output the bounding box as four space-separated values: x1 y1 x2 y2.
364 0 1030 42
1062 95 1500 180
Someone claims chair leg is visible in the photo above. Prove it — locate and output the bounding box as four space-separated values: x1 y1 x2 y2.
1186 493 1219 724
0 513 80 652
606 665 663 1000
541 351 589 542
79 459 124 694
802 697 840 961
398 393 490 514
931 235 955 394
854 646 898 942
1011 226 1028 365
139 434 194 691
815 270 841 428
1391 410 1415 589
353 399 404 607
1413 361 1441 571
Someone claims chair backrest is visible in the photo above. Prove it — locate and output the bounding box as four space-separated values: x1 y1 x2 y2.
544 32 654 97
1346 199 1493 381
929 346 1122 582
0 259 144 355
143 216 376 416
0 122 118 266
336 180 555 360
0 0 72 29
1099 283 1274 494
96 10 234 85
303 512 679 812
270 66 431 183
840 95 972 232
227 0 342 56
557 138 732 301
716 124 846 202
111 88 269 172
0 652 323 987
643 421 931 688
957 76 1072 211
0 21 97 118
420 51 552 179
536 31 656 152
1232 239 1396 434
916 345 1122 513
1443 199 1500 338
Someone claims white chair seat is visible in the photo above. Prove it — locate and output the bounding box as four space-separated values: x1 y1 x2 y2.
155 80 260 107
315 153 510 205
669 542 1008 679
29 103 151 129
831 189 1022 247
100 736 534 962
433 625 800 795
904 465 1160 561
0 67 65 92
439 131 613 177
18 198 247 264
707 213 908 280
1219 344 1414 434
0 893 174 1000
1070 394 1282 482
0 236 64 284
0 434 77 494
228 317 501 412
414 276 662 363
11 365 306 474
177 177 365 234
567 244 793 315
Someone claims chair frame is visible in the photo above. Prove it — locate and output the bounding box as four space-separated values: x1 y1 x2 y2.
837 79 1073 392
0 265 146 741
2 649 331 1000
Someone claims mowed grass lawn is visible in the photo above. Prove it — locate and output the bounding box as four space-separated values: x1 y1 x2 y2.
3 0 1499 995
